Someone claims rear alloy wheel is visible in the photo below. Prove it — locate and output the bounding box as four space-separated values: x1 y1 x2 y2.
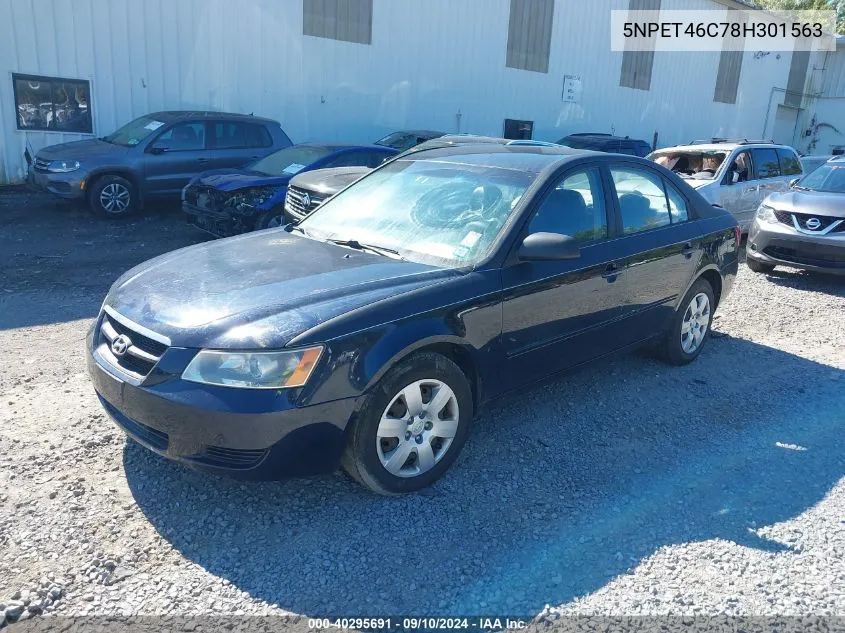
660 279 716 365
341 352 472 494
747 258 775 274
90 175 136 218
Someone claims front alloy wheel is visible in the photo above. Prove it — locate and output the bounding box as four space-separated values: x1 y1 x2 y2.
341 352 472 494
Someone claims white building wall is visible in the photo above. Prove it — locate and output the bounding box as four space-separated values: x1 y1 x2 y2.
0 0 836 183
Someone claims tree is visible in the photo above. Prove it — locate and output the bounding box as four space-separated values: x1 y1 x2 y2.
753 0 845 35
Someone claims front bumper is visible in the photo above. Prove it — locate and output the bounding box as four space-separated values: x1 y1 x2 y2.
27 168 86 200
86 326 356 480
747 218 845 275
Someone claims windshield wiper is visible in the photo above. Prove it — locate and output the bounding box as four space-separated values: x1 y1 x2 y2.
325 238 405 260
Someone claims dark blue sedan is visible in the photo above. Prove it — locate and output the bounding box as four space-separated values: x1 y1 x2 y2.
182 142 398 236
89 144 739 494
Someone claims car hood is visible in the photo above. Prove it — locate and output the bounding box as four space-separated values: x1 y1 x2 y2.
765 189 845 218
36 138 127 161
290 167 372 196
105 230 457 348
195 168 293 192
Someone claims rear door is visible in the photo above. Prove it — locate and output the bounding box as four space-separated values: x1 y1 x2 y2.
500 163 629 387
751 147 787 204
205 120 274 172
605 163 703 339
141 121 209 195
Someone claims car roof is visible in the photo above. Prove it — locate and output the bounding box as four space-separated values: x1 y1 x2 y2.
147 110 279 124
397 143 593 173
385 129 444 137
563 133 647 143
652 143 794 152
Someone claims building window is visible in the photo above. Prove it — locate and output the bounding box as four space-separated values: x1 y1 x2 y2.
303 0 372 45
619 0 660 91
506 0 555 74
13 73 92 133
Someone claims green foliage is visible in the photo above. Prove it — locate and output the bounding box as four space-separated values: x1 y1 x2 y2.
753 0 845 35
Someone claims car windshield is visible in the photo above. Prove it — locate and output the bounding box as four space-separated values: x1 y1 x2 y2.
298 158 536 267
375 132 420 151
648 150 728 180
796 163 845 193
102 115 166 146
250 146 335 176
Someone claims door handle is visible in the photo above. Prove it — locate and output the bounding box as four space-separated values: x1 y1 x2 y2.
601 263 624 281
682 242 694 259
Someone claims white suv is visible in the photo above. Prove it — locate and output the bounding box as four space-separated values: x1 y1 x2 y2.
647 140 803 231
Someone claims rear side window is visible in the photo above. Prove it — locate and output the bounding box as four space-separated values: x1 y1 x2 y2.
212 122 273 149
610 167 672 234
777 148 802 175
751 148 781 179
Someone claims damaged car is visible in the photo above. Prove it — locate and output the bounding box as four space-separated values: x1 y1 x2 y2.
182 143 398 236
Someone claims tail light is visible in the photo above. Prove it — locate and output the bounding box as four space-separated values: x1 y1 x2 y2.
734 226 741 248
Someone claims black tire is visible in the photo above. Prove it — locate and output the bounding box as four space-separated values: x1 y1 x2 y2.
341 352 473 495
89 175 137 218
747 258 775 274
660 278 716 366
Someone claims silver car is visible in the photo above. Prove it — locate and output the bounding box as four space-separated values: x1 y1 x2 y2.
648 141 802 232
747 156 845 276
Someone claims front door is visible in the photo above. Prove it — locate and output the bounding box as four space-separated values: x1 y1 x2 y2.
500 165 628 389
141 121 209 196
719 149 759 230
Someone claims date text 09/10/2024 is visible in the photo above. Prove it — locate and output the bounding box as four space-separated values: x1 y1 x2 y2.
308 617 530 630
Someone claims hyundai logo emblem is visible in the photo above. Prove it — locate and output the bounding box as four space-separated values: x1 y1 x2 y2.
805 217 822 230
111 334 131 357
302 193 312 208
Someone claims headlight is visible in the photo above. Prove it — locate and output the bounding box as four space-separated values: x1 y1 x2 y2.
47 160 80 173
182 346 323 389
756 204 777 223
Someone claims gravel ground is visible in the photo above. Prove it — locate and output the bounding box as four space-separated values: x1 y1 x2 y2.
1 188 844 627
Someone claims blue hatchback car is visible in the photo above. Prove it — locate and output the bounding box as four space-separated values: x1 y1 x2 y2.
182 143 398 236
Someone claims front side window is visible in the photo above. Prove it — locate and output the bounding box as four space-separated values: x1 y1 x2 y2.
726 151 753 183
299 158 536 267
777 148 802 176
527 168 607 242
155 123 206 151
610 167 671 234
13 73 92 133
751 148 781 179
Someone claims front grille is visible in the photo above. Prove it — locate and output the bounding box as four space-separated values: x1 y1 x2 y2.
34 157 51 172
285 186 325 220
185 446 268 470
764 245 845 268
97 311 168 378
774 210 844 233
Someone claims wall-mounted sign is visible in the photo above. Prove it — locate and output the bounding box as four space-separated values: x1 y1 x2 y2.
562 74 582 103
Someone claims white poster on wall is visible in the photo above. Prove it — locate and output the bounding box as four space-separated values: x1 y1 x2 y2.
562 75 582 103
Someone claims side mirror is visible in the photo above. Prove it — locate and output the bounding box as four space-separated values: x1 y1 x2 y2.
148 142 168 155
729 171 740 185
518 232 581 261
789 177 800 188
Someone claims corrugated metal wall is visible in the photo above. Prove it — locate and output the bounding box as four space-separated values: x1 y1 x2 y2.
0 0 839 183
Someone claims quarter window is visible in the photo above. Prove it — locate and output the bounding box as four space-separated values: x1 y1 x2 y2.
527 167 608 242
751 148 781 179
777 148 802 176
155 123 205 151
610 167 671 234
